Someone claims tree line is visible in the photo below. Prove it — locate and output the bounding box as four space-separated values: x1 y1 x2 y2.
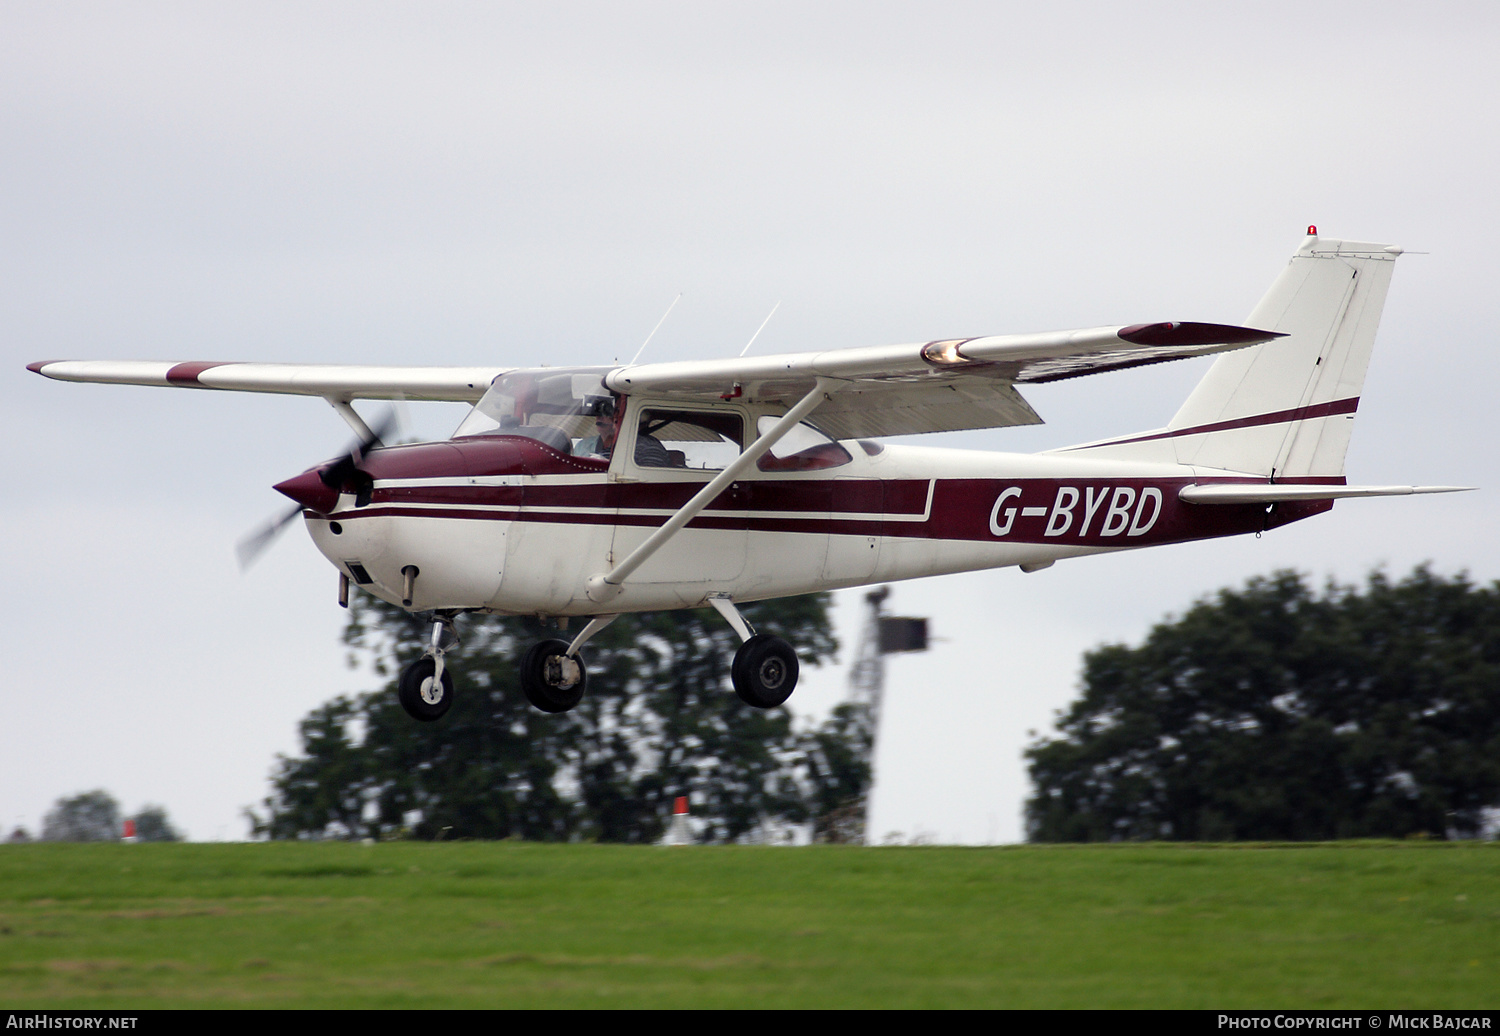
5 790 181 843
1026 567 1500 841
251 592 870 843
257 565 1500 845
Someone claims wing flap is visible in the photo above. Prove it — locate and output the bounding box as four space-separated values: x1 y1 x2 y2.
805 379 1043 438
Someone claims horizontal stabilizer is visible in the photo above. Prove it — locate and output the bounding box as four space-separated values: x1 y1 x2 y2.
1179 483 1473 505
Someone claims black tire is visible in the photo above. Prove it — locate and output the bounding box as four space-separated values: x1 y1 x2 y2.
520 639 588 713
731 634 799 708
398 657 454 722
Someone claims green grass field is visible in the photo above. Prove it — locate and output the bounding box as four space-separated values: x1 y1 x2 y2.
0 841 1496 1008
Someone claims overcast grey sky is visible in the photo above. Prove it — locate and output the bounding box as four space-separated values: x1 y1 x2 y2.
4 1 1497 842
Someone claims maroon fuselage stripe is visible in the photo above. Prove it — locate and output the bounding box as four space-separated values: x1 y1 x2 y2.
1070 396 1360 450
324 475 1336 548
301 436 1336 551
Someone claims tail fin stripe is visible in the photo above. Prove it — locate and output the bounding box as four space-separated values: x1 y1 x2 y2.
1064 395 1359 451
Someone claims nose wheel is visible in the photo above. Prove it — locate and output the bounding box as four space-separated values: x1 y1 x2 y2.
398 657 454 722
397 613 459 722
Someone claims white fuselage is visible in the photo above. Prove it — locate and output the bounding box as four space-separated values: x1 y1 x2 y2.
303 430 1322 617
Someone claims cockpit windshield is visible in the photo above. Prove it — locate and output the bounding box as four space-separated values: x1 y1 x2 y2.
453 366 615 452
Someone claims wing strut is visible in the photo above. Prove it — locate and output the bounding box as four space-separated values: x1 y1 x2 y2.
585 378 833 604
327 399 378 441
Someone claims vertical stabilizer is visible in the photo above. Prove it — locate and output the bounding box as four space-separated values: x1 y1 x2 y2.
1165 231 1400 477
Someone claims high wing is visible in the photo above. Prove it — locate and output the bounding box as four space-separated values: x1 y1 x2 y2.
607 321 1280 438
28 320 1276 437
25 360 507 402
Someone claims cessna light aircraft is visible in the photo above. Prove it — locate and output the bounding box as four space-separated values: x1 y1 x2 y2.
29 229 1466 719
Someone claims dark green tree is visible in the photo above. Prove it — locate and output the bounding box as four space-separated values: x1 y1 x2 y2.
802 702 874 843
254 592 861 842
42 790 121 842
128 806 182 842
1026 568 1500 842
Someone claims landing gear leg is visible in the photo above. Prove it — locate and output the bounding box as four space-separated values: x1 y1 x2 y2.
709 594 800 708
398 613 459 722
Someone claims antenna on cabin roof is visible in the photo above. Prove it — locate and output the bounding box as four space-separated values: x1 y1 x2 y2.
629 293 682 366
739 301 781 357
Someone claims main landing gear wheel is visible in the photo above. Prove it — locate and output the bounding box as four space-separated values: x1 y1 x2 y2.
398 657 454 722
731 634 800 708
520 639 588 713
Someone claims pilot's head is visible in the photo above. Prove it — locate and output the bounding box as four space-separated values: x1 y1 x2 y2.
591 398 619 447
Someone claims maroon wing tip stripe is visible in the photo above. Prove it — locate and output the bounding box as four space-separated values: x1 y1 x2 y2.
166 361 231 386
26 360 59 374
1118 322 1285 347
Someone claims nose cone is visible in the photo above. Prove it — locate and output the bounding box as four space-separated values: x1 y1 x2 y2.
274 468 340 515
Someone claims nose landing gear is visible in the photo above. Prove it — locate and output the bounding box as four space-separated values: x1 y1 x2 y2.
398 657 453 721
397 613 459 722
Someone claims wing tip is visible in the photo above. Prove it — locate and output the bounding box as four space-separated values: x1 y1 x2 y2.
1118 322 1285 347
26 360 58 375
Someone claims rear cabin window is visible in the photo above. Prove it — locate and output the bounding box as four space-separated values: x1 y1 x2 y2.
634 409 743 471
755 417 852 472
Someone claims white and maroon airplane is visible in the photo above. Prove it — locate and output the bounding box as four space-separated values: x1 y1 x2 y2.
29 229 1466 719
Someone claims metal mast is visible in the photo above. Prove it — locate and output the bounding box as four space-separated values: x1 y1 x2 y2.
842 586 928 843
847 587 891 764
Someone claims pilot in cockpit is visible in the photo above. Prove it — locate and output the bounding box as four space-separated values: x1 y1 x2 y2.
576 399 670 466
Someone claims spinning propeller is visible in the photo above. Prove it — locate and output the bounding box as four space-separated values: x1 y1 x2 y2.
236 405 400 569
